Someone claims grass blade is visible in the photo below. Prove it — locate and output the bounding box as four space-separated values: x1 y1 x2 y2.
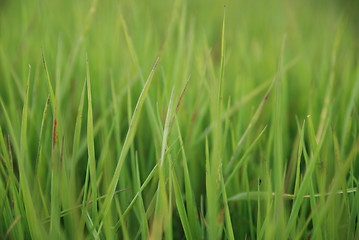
86 55 98 217
99 57 159 229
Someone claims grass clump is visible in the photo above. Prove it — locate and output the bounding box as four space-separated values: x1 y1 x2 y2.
0 0 359 239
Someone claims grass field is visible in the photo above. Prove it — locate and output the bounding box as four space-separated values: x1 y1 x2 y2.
1 0 359 239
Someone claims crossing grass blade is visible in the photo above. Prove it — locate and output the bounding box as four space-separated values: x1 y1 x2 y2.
19 65 47 239
286 116 330 235
98 56 159 229
72 80 86 176
225 126 267 186
35 96 50 185
150 88 175 239
207 6 226 239
134 155 150 239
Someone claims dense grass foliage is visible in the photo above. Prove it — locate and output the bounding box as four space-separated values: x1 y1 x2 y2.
1 0 359 239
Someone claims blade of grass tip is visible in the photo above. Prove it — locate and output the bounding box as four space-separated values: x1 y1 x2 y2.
42 52 58 172
19 65 46 239
98 57 159 230
170 75 190 128
218 5 226 112
160 88 176 168
86 55 98 217
55 34 62 99
196 56 301 145
221 175 235 240
119 13 163 146
211 4 226 168
42 53 56 112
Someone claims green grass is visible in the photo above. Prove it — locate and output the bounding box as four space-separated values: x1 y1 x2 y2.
1 0 359 239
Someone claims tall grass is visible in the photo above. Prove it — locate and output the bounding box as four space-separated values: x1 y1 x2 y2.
0 0 358 239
